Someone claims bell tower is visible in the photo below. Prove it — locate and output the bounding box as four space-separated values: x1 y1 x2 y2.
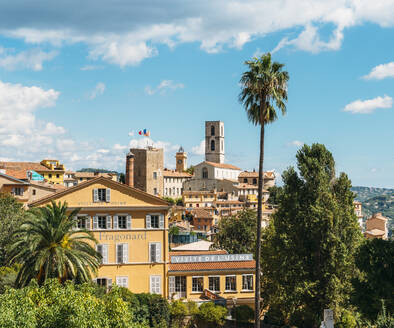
205 121 224 164
175 146 187 172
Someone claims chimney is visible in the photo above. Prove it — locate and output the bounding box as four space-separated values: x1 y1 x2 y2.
125 150 135 187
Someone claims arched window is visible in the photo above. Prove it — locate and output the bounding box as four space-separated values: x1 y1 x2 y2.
211 140 215 151
211 125 215 136
221 126 223 136
202 167 208 179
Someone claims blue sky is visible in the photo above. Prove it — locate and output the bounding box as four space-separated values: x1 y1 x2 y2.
0 1 393 188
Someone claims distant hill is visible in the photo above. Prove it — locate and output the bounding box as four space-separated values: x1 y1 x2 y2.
77 168 120 175
351 186 394 203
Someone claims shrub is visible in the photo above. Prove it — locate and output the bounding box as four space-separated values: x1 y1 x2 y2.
195 302 228 327
170 300 188 328
135 293 170 328
232 305 254 323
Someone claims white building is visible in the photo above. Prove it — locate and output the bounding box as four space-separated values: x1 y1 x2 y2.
163 169 192 198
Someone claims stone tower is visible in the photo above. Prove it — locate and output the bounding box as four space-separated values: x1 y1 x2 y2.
205 121 224 164
175 146 187 172
131 147 164 196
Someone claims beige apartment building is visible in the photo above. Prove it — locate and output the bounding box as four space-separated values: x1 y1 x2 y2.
163 169 192 198
364 213 388 240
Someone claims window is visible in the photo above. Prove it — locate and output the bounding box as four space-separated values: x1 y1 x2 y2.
149 243 161 262
77 216 90 229
192 277 203 292
211 140 215 151
80 178 83 181
150 275 161 294
165 188 167 195
93 188 111 202
32 189 36 196
13 187 24 196
116 276 128 288
209 276 220 292
153 188 158 195
96 278 112 289
114 215 131 229
49 174 52 178
56 174 60 178
242 274 253 291
221 126 223 136
96 244 108 264
211 125 215 136
243 178 247 183
98 216 110 229
252 178 257 185
153 172 157 180
202 167 208 179
225 276 236 291
116 244 128 264
146 214 164 229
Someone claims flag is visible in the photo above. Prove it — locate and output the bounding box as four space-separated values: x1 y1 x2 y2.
138 129 150 137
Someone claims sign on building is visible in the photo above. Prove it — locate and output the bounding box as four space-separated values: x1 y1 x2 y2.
171 253 253 263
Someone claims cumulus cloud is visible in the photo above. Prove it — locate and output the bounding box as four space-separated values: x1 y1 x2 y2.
288 140 303 147
344 95 392 114
88 82 105 99
1 1 394 66
363 62 394 80
0 48 57 71
192 140 205 155
145 80 184 95
80 65 103 71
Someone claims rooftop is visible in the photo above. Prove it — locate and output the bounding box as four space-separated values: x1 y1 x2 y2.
171 240 213 251
202 161 241 170
239 170 275 179
163 169 192 178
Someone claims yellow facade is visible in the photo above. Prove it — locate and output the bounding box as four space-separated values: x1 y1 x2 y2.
30 177 171 297
39 159 65 184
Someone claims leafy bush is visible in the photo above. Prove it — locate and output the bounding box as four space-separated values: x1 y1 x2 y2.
335 310 357 328
232 305 254 323
195 302 228 327
135 293 170 328
170 300 188 328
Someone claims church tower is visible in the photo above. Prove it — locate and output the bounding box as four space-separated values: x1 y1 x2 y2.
175 146 187 172
205 121 224 164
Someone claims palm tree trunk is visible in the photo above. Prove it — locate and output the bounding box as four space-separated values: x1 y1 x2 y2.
255 122 265 328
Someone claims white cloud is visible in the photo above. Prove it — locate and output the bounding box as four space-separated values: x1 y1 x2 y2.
88 82 106 100
0 48 57 71
97 149 109 153
1 1 394 66
80 65 103 71
145 80 184 95
363 62 394 80
113 144 127 151
344 95 392 114
289 140 303 147
192 140 205 155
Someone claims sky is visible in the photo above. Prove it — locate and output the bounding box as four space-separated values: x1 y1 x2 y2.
0 0 393 188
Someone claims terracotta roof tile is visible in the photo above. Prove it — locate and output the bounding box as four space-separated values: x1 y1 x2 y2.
0 162 51 173
203 161 241 170
163 170 192 178
73 172 114 178
239 171 275 179
191 208 213 219
170 250 227 256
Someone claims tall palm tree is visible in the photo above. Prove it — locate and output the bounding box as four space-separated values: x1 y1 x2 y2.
8 201 101 287
239 53 289 327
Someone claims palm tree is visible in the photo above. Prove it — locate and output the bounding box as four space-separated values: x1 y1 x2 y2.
239 53 289 327
8 201 101 287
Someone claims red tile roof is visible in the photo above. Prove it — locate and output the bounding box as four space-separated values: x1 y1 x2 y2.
239 171 275 179
191 208 214 219
203 161 241 170
163 169 192 178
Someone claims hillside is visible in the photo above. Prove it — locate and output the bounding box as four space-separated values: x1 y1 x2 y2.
351 186 394 203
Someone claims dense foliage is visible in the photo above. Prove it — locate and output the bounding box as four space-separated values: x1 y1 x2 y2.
261 144 363 327
194 302 228 327
232 305 254 323
8 201 101 287
352 239 394 321
0 193 26 266
213 209 256 254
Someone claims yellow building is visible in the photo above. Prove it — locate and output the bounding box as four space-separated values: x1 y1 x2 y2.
168 250 255 307
30 176 171 296
39 159 66 184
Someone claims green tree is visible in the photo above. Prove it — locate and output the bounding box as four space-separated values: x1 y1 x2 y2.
352 239 394 321
232 305 254 323
195 302 227 328
0 193 26 265
213 209 256 254
185 166 194 175
239 52 289 327
261 144 363 327
8 201 101 287
170 300 188 328
162 197 175 205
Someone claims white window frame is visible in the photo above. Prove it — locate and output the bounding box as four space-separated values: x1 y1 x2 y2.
96 244 109 264
94 277 112 290
208 276 220 293
192 276 204 293
77 214 90 230
116 276 129 288
113 214 131 230
150 275 161 294
149 242 161 263
242 274 253 291
116 243 128 264
146 213 164 229
225 275 237 292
